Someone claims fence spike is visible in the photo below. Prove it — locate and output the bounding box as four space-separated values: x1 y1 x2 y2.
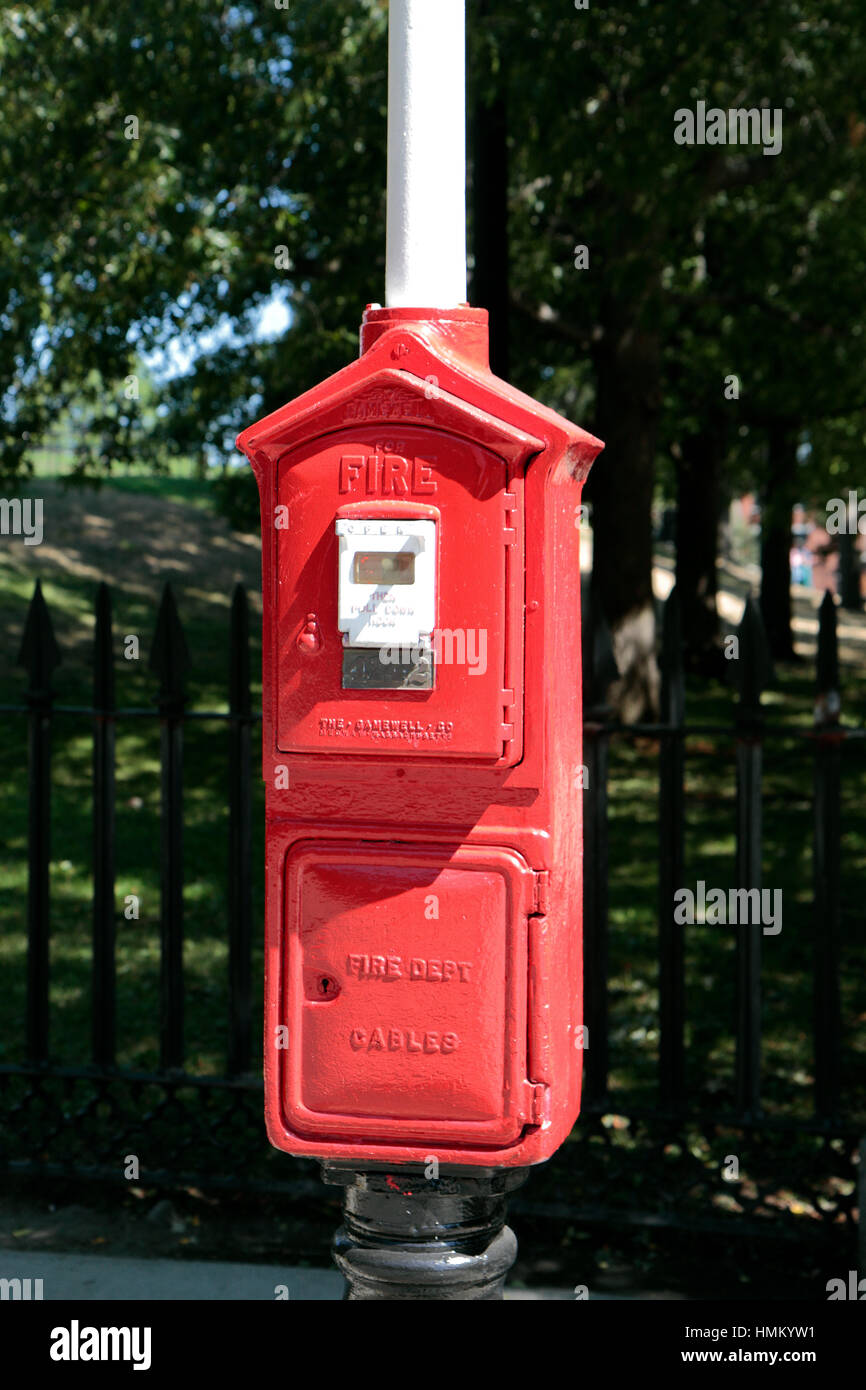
18 580 58 1064
92 583 117 1067
581 573 614 1106
229 583 251 720
146 583 188 1068
93 581 116 713
733 597 767 1119
149 581 189 709
228 583 253 1077
660 586 685 726
658 585 686 1112
735 595 773 709
17 580 61 695
812 591 842 1117
815 591 840 725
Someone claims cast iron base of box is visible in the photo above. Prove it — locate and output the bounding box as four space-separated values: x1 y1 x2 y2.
321 1162 529 1300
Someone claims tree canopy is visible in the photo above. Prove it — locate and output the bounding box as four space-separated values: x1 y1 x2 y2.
2 0 865 700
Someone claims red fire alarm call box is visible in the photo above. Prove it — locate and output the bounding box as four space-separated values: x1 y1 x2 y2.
237 303 602 1167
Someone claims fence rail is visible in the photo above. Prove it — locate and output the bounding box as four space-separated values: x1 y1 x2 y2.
1 578 863 1245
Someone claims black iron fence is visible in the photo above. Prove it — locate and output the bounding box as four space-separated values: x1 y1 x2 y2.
1 578 864 1250
581 585 862 1129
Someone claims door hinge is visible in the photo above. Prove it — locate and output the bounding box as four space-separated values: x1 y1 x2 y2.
501 689 517 743
528 1083 547 1125
503 491 518 547
532 870 550 915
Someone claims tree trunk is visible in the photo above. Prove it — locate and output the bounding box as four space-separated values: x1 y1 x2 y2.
470 92 510 379
675 426 725 676
588 319 661 721
759 424 798 662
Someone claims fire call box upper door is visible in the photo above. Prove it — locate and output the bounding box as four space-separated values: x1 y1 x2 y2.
274 425 522 761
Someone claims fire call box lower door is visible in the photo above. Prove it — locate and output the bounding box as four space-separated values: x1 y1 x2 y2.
282 842 534 1148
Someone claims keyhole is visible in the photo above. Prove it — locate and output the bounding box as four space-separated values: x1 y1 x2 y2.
317 975 339 1000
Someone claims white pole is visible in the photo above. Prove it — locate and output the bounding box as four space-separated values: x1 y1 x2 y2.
386 0 467 308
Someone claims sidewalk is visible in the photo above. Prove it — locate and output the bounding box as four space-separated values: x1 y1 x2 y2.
0 1251 686 1301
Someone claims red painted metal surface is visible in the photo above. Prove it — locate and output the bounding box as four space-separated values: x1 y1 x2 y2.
274 428 517 761
285 842 532 1145
237 304 603 1166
